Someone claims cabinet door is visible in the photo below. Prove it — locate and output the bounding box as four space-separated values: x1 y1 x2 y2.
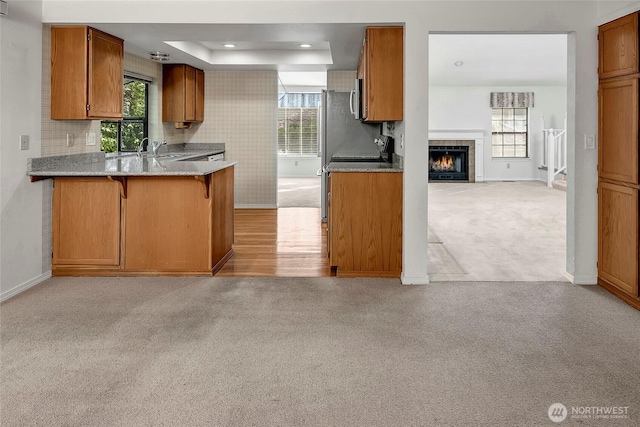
53 178 121 266
87 28 124 119
327 174 332 261
195 68 205 122
184 65 197 121
599 13 638 79
162 64 185 122
598 77 639 184
330 172 403 276
125 177 211 272
358 37 368 120
364 26 404 122
598 182 639 296
51 26 89 120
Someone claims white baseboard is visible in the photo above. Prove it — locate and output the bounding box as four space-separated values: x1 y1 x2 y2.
483 178 539 182
563 271 598 285
401 274 430 285
235 204 278 209
1 271 52 302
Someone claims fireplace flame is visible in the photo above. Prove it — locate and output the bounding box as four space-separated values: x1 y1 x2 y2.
430 154 456 172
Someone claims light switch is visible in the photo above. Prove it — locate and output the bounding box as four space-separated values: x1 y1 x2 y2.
20 135 29 150
584 134 596 150
66 133 74 147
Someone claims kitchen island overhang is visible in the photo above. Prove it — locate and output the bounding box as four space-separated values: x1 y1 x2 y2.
27 153 236 277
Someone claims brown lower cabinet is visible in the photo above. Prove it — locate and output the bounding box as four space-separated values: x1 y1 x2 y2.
328 172 402 277
52 166 234 276
53 178 122 267
598 181 639 303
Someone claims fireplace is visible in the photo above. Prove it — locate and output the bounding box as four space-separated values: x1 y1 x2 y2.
429 146 469 181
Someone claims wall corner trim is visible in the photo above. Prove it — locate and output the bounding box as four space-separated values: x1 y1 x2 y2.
1 272 52 302
563 271 598 285
401 274 430 285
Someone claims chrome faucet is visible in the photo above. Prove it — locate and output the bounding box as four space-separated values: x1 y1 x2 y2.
151 140 167 155
137 137 149 156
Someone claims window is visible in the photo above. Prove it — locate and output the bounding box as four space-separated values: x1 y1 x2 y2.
278 93 320 156
492 108 528 158
101 76 149 153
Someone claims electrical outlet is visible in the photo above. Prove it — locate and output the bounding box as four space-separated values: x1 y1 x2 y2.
66 133 74 147
20 135 29 150
507 163 511 169
381 121 395 137
86 132 96 146
400 134 404 150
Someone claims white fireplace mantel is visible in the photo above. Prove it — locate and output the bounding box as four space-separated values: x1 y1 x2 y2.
428 130 484 182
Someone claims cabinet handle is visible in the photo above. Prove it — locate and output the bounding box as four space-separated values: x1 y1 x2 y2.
349 89 355 116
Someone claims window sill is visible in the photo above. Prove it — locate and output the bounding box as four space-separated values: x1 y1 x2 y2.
491 157 531 161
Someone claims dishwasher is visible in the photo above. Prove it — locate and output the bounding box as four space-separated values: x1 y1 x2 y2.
191 153 225 161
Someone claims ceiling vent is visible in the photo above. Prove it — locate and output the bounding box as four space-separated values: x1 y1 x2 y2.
149 52 170 62
0 1 8 17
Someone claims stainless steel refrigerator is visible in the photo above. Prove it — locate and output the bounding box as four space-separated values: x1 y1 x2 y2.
320 90 381 222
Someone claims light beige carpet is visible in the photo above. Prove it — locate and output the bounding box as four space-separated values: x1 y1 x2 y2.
1 277 639 426
428 181 567 282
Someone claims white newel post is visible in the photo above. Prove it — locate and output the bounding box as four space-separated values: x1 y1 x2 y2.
547 130 556 188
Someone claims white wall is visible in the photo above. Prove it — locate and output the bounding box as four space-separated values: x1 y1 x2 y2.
183 70 278 208
278 156 321 178
429 85 567 181
28 0 606 286
0 1 46 299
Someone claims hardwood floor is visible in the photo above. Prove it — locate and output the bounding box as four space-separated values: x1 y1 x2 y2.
215 208 333 277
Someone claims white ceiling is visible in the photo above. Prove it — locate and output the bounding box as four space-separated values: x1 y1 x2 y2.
92 23 568 87
93 23 371 71
429 34 568 86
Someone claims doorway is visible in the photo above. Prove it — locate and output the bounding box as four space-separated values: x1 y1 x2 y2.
427 33 569 281
277 72 325 208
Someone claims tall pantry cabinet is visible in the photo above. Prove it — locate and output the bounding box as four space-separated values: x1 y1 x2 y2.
598 11 640 309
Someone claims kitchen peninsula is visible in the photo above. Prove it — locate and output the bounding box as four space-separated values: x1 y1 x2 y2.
27 146 236 276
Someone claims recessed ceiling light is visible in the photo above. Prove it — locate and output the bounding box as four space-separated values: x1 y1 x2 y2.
224 44 236 48
454 61 463 67
299 44 312 48
149 52 170 62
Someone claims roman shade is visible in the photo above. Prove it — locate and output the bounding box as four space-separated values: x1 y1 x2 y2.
490 92 534 108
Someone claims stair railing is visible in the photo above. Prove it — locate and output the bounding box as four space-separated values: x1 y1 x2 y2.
540 113 567 188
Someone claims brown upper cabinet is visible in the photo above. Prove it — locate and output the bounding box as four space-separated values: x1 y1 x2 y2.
162 64 205 128
358 26 404 122
598 76 639 184
598 12 639 79
51 26 124 120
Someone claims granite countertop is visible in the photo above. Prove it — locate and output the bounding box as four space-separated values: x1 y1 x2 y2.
27 143 236 178
325 161 403 173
